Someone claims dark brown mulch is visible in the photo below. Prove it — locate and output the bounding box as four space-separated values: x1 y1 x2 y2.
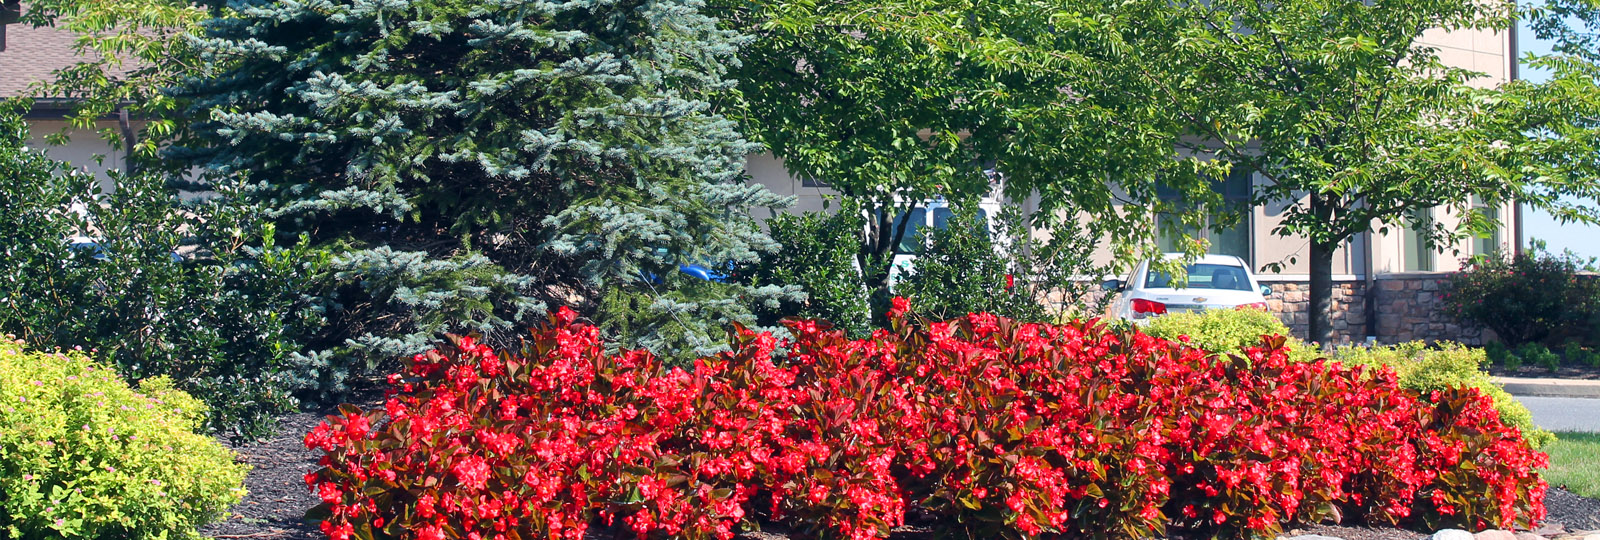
1288 524 1429 540
196 399 1600 540
1489 363 1600 380
199 394 383 540
1546 486 1600 531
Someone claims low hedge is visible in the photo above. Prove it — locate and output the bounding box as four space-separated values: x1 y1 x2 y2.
1142 307 1322 364
306 302 1547 540
0 340 248 539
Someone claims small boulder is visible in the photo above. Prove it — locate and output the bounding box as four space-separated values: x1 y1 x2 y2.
1475 530 1517 540
1516 534 1546 540
1435 530 1476 540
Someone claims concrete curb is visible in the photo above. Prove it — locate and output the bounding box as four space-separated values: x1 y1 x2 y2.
1494 376 1600 399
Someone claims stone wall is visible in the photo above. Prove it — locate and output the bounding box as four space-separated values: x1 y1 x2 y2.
1262 274 1492 345
1048 273 1499 345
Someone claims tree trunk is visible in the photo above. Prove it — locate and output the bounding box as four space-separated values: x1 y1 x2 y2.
1308 240 1335 346
859 198 918 315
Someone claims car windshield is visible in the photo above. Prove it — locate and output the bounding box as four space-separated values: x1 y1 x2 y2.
1144 263 1252 291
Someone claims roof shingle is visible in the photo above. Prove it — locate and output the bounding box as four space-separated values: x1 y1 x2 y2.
0 20 90 98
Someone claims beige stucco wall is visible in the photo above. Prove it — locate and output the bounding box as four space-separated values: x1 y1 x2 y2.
746 153 835 221
1368 200 1516 274
1248 179 1364 278
1419 26 1513 88
23 119 129 194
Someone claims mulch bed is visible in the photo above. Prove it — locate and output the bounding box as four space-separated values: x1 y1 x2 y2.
1489 363 1600 380
199 393 382 540
199 402 1600 540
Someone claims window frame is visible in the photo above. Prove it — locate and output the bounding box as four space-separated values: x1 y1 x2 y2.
1154 166 1254 265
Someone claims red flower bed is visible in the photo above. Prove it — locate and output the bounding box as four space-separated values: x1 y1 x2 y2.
303 301 1546 540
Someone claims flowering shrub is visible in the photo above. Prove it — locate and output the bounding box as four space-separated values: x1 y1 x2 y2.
1332 341 1553 448
1443 250 1600 346
305 301 1546 539
0 340 248 539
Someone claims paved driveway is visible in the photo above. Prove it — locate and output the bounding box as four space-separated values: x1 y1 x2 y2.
1517 396 1600 433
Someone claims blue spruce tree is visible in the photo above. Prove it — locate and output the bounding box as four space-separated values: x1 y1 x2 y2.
167 0 796 390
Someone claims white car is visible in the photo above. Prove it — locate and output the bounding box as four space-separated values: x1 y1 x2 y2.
1104 254 1272 323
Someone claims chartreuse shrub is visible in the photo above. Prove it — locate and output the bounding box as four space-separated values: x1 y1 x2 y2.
1333 342 1554 449
0 341 247 539
306 301 1546 540
1142 307 1321 363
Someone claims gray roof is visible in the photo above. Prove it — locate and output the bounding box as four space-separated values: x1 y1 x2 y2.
0 21 90 98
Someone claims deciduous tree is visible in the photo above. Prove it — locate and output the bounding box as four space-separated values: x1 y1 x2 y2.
1133 0 1600 344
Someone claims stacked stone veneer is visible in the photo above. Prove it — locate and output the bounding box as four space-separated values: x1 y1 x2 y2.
1047 274 1495 345
1263 274 1492 345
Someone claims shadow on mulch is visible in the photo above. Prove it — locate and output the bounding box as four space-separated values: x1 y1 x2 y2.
197 395 1600 540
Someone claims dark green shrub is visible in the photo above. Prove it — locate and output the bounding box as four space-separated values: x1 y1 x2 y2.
1503 348 1525 370
1518 343 1561 372
895 206 1047 322
0 341 248 538
1567 341 1600 367
0 106 328 439
1486 341 1514 366
743 206 872 337
1444 249 1600 346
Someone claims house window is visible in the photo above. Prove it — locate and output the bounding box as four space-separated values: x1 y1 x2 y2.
892 205 992 255
1404 208 1435 272
1155 166 1252 263
1472 196 1501 257
931 207 989 235
893 208 927 254
802 177 831 188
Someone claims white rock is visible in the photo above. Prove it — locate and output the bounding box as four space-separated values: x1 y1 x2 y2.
1434 530 1476 540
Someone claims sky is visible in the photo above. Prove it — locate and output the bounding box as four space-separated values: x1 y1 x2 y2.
1516 19 1600 259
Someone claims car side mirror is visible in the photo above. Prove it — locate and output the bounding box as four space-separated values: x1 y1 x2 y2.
1259 284 1273 296
1103 279 1124 292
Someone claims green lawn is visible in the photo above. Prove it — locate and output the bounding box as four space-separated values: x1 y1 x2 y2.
1544 432 1600 498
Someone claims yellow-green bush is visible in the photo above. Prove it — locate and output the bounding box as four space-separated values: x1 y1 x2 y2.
1332 341 1554 448
0 340 248 539
1142 308 1323 363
